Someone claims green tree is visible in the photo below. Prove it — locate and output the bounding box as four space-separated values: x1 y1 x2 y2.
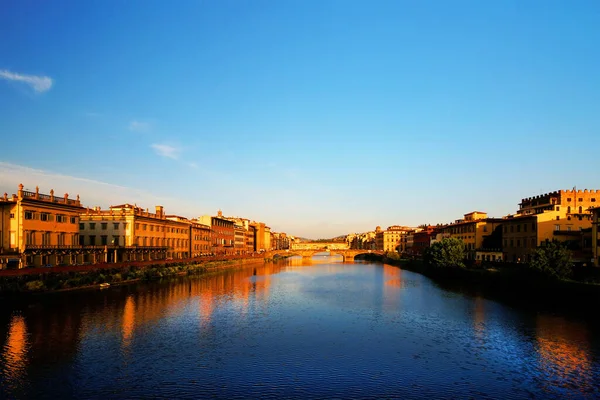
528 240 573 280
424 237 466 269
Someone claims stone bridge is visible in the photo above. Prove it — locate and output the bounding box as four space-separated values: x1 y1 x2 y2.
268 242 383 262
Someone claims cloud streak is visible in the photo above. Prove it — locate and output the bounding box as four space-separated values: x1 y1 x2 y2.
0 161 181 211
129 120 151 132
0 69 53 93
151 143 180 159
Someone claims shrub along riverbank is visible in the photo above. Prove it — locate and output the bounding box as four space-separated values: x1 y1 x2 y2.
0 258 265 295
377 252 600 311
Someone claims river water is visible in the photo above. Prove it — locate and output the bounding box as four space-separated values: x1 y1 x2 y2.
1 257 599 399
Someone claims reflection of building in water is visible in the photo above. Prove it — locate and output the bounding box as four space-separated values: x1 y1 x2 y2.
536 315 592 389
472 296 486 343
2 315 29 383
382 265 402 308
122 296 135 347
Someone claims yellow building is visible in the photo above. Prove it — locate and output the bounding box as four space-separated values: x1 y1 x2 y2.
439 212 504 260
80 204 191 262
591 207 599 267
0 184 83 268
503 190 597 263
382 225 413 253
190 219 211 257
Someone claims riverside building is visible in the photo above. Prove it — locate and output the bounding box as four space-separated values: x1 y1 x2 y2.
0 184 84 268
502 190 598 263
79 204 191 263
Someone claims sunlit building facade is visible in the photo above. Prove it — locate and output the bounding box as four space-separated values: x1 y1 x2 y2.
503 190 598 263
438 212 504 261
0 184 83 268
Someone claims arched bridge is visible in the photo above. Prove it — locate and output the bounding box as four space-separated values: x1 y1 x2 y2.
268 242 383 262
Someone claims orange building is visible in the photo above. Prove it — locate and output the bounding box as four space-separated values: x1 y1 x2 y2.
190 219 211 257
0 184 84 268
438 212 504 261
503 190 598 263
79 204 191 262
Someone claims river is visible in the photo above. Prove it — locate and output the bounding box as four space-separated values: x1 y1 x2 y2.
1 257 599 399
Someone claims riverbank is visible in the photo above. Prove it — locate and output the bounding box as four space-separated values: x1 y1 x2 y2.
0 257 267 295
379 255 600 311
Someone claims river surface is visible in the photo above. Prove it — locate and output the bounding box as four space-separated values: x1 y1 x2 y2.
1 258 599 399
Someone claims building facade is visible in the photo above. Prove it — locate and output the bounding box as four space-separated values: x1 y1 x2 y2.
590 207 599 267
0 184 84 268
199 211 235 255
503 190 598 263
438 212 504 260
79 204 191 263
190 219 211 257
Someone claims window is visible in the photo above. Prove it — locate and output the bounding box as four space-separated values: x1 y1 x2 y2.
89 235 96 245
143 224 147 231
579 198 583 202
70 216 77 224
579 206 583 213
101 223 108 230
79 235 85 246
510 240 514 247
556 206 560 211
113 223 120 230
79 223 85 230
517 225 521 232
516 239 521 248
532 223 536 231
592 198 596 202
150 225 154 231
89 223 96 230
556 216 560 220
25 211 33 220
40 213 50 222
483 226 487 232
112 236 119 245
568 216 572 220
9 213 14 219
58 233 65 246
524 224 527 232
567 226 572 232
101 236 108 245
567 198 572 202
42 232 50 245
56 214 66 223
554 225 560 231
532 238 536 247
135 223 140 230
25 231 35 245
510 225 514 233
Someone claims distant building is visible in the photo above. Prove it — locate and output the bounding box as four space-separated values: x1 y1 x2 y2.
438 212 504 261
198 210 235 255
412 226 439 256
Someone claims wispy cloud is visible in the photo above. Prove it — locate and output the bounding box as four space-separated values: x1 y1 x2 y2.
151 143 180 159
188 162 198 169
0 161 178 210
0 69 53 93
129 120 151 132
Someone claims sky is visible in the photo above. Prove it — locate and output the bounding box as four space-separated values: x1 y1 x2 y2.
1 1 599 239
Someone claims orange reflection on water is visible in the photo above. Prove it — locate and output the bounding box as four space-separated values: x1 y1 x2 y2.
3 315 29 383
122 296 135 346
536 315 593 390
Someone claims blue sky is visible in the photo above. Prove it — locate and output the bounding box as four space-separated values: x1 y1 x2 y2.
1 1 599 238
